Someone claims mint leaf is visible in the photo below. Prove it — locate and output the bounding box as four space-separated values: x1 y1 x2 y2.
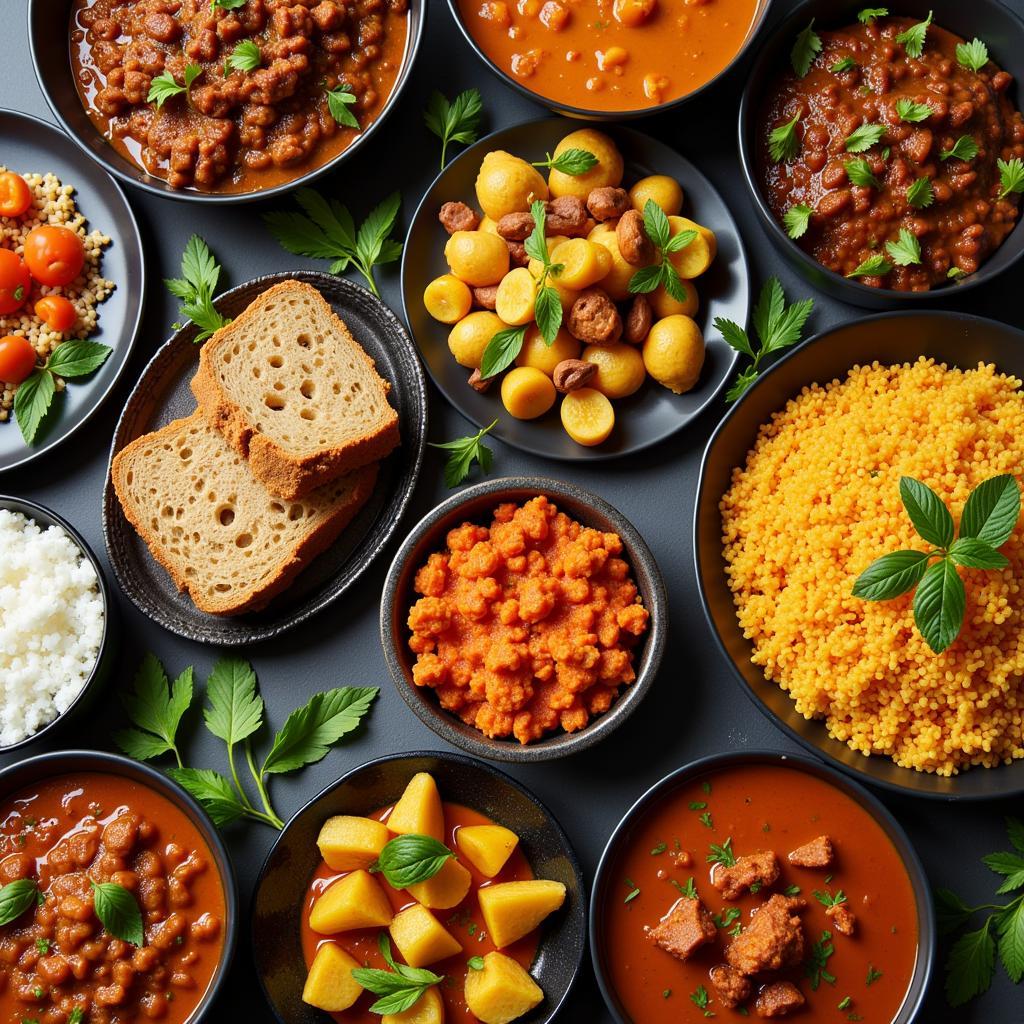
959 474 1020 547
480 325 527 380
204 658 263 747
534 284 562 345
14 369 55 445
913 557 965 654
373 834 455 888
852 550 931 600
91 882 144 946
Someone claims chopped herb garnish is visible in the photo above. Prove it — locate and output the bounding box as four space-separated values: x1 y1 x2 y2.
805 929 837 990
700 811 714 829
895 10 933 58
624 887 641 904
147 64 201 109
997 158 1024 200
429 419 497 488
886 227 922 266
768 113 801 163
702 781 712 795
663 988 672 999
956 38 989 73
895 98 932 123
672 877 698 899
907 177 934 209
846 158 881 189
467 956 484 970
791 20 822 77
326 85 359 130
814 889 847 908
948 267 966 279
750 881 763 894
714 907 742 929
784 884 802 896
689 801 708 811
941 135 979 162
857 8 888 24
690 983 715 1017
423 89 483 169
831 57 858 73
849 254 895 279
34 938 50 955
532 148 598 176
651 843 667 856
838 996 853 1010
866 965 883 986
784 203 813 240
707 838 737 868
845 122 885 153
224 39 261 75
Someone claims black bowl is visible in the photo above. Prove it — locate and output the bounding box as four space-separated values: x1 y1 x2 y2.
694 310 1024 799
445 0 774 120
252 750 586 1024
29 0 425 203
590 750 936 1024
738 0 1024 308
0 750 239 1022
0 496 118 755
380 477 667 762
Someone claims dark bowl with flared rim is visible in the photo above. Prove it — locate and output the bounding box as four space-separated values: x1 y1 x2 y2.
380 476 667 762
251 750 586 1024
0 496 118 755
694 309 1024 799
737 0 1024 308
590 750 936 1024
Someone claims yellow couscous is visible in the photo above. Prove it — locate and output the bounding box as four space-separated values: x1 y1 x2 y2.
721 358 1024 776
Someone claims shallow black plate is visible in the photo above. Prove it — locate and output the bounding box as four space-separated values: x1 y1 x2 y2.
401 117 749 461
102 271 426 646
0 108 144 473
694 310 1024 798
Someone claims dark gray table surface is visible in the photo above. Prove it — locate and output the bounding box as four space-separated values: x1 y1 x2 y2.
2 2 1021 1021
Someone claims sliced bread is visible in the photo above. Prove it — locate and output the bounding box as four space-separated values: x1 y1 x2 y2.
111 412 377 616
192 280 399 500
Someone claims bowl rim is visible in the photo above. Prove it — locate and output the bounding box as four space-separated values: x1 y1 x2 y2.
692 308 1024 800
28 0 427 204
736 0 1024 303
0 748 240 1022
380 475 668 762
589 748 937 1024
443 0 775 120
250 747 588 1024
0 495 116 755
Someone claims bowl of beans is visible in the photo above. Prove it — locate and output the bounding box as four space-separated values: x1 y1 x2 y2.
738 0 1024 306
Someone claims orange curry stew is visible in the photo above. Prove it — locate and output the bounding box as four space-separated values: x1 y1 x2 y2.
0 773 226 1024
456 0 763 111
301 801 539 1023
602 764 919 1021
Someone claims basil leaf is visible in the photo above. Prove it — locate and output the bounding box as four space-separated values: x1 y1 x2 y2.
46 341 112 378
373 834 454 888
852 550 931 600
480 325 527 379
534 285 562 346
14 369 55 445
166 767 246 827
949 537 1009 571
90 882 144 946
366 987 431 1015
326 85 359 129
900 476 954 548
0 879 40 926
913 558 965 654
959 474 1020 548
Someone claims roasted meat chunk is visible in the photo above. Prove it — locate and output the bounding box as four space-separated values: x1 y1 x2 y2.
725 895 806 975
826 901 857 936
788 835 834 869
754 980 806 1018
644 896 716 962
713 850 781 900
709 964 752 1009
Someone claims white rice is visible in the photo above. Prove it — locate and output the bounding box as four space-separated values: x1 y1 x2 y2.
0 509 104 746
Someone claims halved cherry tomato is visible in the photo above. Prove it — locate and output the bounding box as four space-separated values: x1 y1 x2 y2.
0 335 38 385
0 173 32 218
0 250 32 315
23 226 85 287
34 295 77 333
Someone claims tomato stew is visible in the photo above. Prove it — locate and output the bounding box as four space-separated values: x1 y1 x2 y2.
0 773 226 1024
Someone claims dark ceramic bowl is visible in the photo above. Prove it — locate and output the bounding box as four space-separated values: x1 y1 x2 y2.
252 750 586 1024
446 0 773 120
381 477 667 762
590 751 936 1024
0 496 118 755
694 310 1024 799
0 750 238 1023
29 0 425 204
738 0 1024 308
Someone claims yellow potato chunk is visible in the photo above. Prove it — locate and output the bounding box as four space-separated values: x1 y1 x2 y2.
643 315 705 394
582 342 646 399
479 215 500 235
406 856 473 910
424 275 473 325
390 904 463 968
302 943 364 1012
501 366 556 420
449 311 506 370
309 869 394 934
586 222 635 301
456 825 519 878
464 952 544 1024
317 815 391 872
649 280 699 319
387 772 445 842
477 880 567 949
382 986 445 1024
515 326 580 376
629 175 683 216
560 388 615 447
494 267 537 326
666 216 714 279
475 150 549 220
550 239 611 290
548 129 623 199
445 231 510 287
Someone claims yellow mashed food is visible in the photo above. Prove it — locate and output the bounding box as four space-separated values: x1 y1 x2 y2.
721 358 1024 776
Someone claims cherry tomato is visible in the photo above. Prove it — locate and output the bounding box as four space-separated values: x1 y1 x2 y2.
0 249 32 315
0 173 32 218
23 225 85 287
0 335 38 385
34 295 77 333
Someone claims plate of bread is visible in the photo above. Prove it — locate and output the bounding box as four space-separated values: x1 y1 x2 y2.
102 272 426 645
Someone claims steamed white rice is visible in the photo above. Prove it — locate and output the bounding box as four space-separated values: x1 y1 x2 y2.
0 509 104 745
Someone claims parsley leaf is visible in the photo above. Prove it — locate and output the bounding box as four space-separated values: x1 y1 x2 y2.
707 837 737 868
424 89 483 169
783 203 813 239
886 227 922 266
791 20 822 77
326 85 360 130
164 234 231 344
895 10 933 59
846 157 881 189
532 148 598 176
211 0 247 9
147 64 201 109
224 39 261 75
805 929 837 991
998 899 1024 983
846 253 893 278
857 8 888 24
114 653 193 768
941 136 980 162
831 57 858 73
768 113 801 163
907 176 934 208
998 158 1024 200
956 38 989 73
895 97 932 123
430 420 497 488
845 122 885 153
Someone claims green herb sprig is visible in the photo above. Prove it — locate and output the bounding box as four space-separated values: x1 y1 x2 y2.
424 89 483 169
886 227 922 266
805 929 837 990
783 204 813 239
690 983 715 1017
857 8 888 24
626 199 694 303
147 64 202 109
846 158 881 189
91 881 144 946
352 934 445 1015
895 98 932 123
831 57 858 74
998 158 1024 200
224 39 261 75
845 122 885 153
956 38 989 73
326 85 360 130
907 177 935 209
0 879 40 926
768 113 801 163
941 136 980 162
707 837 737 868
791 20 822 77
532 149 598 176
430 419 497 488
895 10 933 58
372 834 455 888
165 234 231 344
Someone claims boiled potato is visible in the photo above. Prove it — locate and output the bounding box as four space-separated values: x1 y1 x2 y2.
445 231 510 287
390 904 463 968
449 311 506 369
582 342 646 399
477 880 567 949
561 388 615 447
643 315 705 394
550 239 611 290
456 825 519 878
406 856 472 910
515 326 580 376
586 222 636 301
302 943 363 1012
629 174 683 216
317 815 391 872
424 274 473 324
548 129 623 199
479 215 500 235
666 216 714 278
501 366 556 420
382 986 445 1024
309 869 393 934
494 267 537 326
475 150 548 220
387 772 445 842
649 280 699 319
464 952 543 1024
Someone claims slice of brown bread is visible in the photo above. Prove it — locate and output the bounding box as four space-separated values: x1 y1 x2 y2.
111 412 377 616
192 279 399 500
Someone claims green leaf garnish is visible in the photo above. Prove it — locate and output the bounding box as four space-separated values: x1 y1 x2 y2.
147 64 201 109
114 654 193 767
326 85 360 130
907 176 934 209
845 122 885 153
846 158 881 189
768 113 801 163
960 474 1021 547
224 39 261 75
690 983 714 1017
164 234 231 344
949 537 1009 571
886 227 922 267
166 767 248 827
857 8 888 24
941 136 979 162
831 57 858 73
624 201 692 304
211 0 247 9
805 929 837 990
532 148 598 176
372 834 455 888
468 956 485 970
707 837 737 868
895 10 933 59
480 325 528 380
956 38 989 73
430 420 497 488
895 98 932 123
866 964 883 986
352 935 445 1014
998 158 1024 200
851 550 931 600
0 880 40 926
424 89 482 169
814 889 847 909
90 881 144 946
46 341 113 378
783 204 813 239
946 920 996 1006
846 253 893 278
791 20 822 77
948 267 966 279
